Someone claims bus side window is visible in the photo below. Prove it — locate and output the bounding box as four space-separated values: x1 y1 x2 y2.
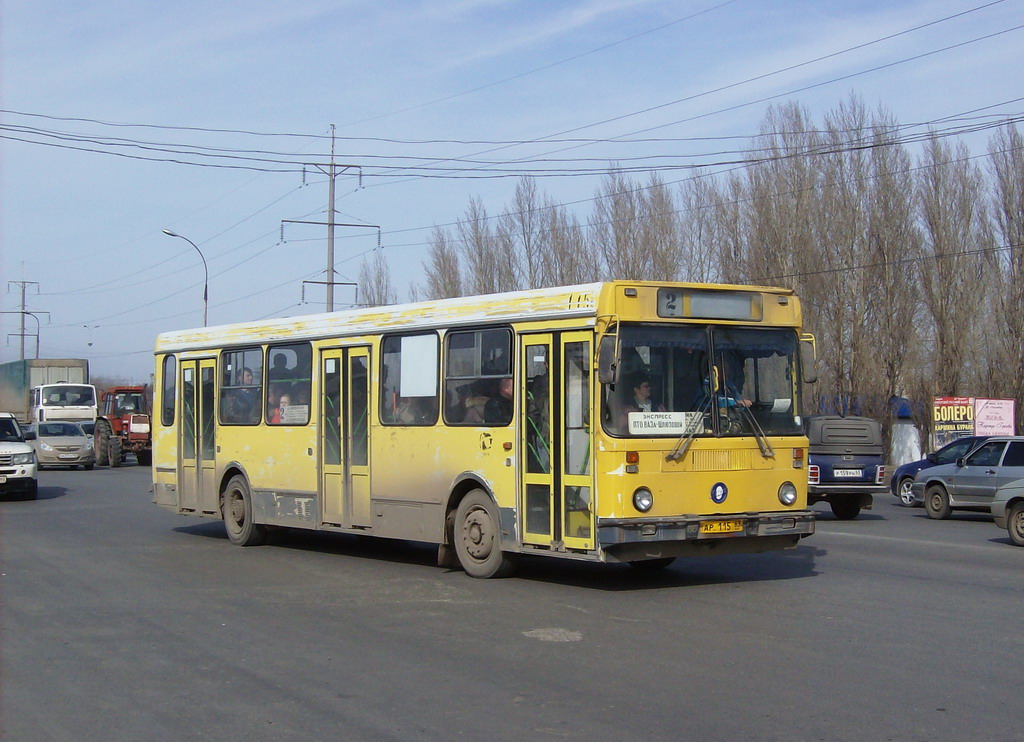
161 355 176 426
443 328 512 427
266 342 311 426
381 333 439 426
220 348 263 425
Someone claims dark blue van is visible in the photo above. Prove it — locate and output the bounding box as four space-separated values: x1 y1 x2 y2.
806 416 886 519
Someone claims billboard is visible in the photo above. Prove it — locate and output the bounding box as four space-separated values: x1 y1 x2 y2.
932 396 1016 448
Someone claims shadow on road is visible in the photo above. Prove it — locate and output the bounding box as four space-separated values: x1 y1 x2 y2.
173 519 823 589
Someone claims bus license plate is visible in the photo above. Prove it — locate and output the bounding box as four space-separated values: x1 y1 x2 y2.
834 469 862 477
701 520 744 534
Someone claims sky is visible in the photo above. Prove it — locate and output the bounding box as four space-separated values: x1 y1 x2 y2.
1 0 1021 382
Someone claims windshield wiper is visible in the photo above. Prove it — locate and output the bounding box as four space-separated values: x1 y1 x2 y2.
665 395 713 462
736 404 775 459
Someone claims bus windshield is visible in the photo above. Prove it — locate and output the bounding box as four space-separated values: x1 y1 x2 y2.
602 324 802 438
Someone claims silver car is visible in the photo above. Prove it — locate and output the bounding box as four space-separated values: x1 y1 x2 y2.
991 479 1024 546
910 436 1024 520
29 421 96 470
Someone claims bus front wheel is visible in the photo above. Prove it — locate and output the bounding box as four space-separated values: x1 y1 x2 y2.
223 475 267 546
454 490 514 578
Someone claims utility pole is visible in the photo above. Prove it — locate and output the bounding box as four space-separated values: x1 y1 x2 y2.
281 126 367 312
327 125 337 312
7 281 39 361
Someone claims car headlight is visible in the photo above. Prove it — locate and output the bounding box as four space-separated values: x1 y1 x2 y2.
83 440 94 450
12 452 34 465
40 442 54 451
633 487 654 513
778 482 798 506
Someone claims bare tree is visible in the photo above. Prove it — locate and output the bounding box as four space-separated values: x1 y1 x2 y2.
358 250 397 307
916 134 990 397
591 170 649 279
422 226 462 299
458 197 499 295
987 124 1024 430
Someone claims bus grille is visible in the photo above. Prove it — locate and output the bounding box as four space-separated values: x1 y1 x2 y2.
690 449 751 471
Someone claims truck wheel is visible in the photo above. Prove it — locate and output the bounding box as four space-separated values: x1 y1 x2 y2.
223 475 267 546
925 484 952 520
109 437 123 468
95 420 110 466
897 477 917 507
454 490 515 578
1006 502 1024 547
830 499 861 520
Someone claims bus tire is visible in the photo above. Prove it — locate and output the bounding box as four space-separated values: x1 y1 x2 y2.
628 557 676 571
454 489 514 578
223 475 267 546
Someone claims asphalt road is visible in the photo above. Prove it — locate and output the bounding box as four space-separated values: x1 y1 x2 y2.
2 465 1021 742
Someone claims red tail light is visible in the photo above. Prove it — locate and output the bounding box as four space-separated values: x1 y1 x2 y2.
808 465 820 485
876 465 886 485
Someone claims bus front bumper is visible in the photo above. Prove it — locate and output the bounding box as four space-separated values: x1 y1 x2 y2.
596 511 815 562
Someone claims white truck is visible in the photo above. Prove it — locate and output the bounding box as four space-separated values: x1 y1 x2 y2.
0 359 93 424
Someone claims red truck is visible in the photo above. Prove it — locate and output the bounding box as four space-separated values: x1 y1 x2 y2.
95 386 152 467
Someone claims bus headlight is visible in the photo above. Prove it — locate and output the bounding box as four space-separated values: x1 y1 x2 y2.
778 482 798 506
633 487 654 513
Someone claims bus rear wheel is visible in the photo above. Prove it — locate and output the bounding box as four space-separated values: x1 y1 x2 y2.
454 490 514 578
223 475 267 546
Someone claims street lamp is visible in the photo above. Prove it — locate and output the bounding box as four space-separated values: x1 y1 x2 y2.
162 228 209 326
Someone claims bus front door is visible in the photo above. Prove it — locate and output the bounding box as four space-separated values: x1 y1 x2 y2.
179 358 217 514
320 347 372 528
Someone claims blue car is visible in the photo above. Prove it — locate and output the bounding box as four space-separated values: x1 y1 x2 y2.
890 435 988 507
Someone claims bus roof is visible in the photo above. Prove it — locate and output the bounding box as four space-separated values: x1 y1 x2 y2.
154 280 796 354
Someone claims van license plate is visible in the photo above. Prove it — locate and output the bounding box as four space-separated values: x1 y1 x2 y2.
700 520 744 534
834 469 862 477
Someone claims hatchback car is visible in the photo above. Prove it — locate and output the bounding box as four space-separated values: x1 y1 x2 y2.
890 435 989 507
910 436 1024 519
29 421 95 470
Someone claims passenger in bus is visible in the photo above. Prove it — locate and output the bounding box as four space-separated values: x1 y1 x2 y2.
270 353 296 381
461 380 491 424
484 377 514 425
397 396 435 424
270 393 291 424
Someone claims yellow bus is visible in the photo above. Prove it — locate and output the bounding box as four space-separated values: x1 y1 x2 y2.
152 281 817 578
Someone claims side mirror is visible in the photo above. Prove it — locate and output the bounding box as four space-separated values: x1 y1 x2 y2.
955 458 965 468
800 334 818 384
926 453 937 463
597 335 620 385
23 431 36 441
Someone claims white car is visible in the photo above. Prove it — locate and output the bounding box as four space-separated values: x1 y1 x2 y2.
0 412 39 500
